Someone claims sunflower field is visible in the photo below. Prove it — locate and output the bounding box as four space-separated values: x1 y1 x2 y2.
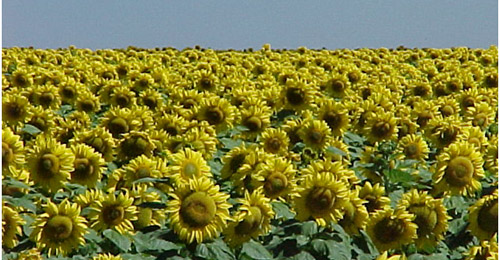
1 45 498 260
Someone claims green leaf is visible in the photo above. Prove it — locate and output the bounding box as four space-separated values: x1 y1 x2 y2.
301 221 318 236
240 239 273 260
289 251 315 260
8 197 37 212
271 201 295 219
103 229 131 252
21 124 41 135
132 177 169 184
326 146 347 157
133 232 180 253
219 137 242 150
84 229 103 243
205 238 236 260
4 177 32 190
120 253 156 260
311 239 329 256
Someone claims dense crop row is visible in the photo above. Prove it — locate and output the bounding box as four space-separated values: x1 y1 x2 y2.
2 45 498 259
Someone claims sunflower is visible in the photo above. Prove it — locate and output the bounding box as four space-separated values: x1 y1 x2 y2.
435 95 460 118
116 131 155 161
376 252 407 260
395 134 430 162
357 182 391 214
30 199 87 256
196 95 236 132
298 118 332 151
468 190 498 241
397 189 450 249
30 84 61 109
221 143 253 179
317 99 350 137
260 128 289 156
254 156 297 200
130 105 155 132
171 89 205 120
166 148 212 186
301 159 358 186
92 253 123 260
71 126 116 162
323 137 351 166
138 88 164 111
426 115 465 149
281 78 318 112
363 111 398 144
458 87 482 114
464 236 498 260
100 107 139 138
58 79 82 105
167 177 232 244
2 201 25 249
484 135 498 173
293 171 349 227
26 135 75 193
324 74 351 98
183 122 218 160
15 248 43 260
88 191 138 234
457 126 488 153
223 189 274 247
432 141 484 196
411 99 440 129
69 144 106 188
2 91 32 127
118 155 163 188
464 102 496 130
156 112 190 137
109 85 136 108
130 184 166 229
366 208 418 252
231 148 272 195
10 68 33 88
74 189 104 209
338 189 369 235
26 106 57 133
238 105 272 140
2 126 25 177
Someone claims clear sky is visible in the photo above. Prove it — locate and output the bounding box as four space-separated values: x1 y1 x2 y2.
2 0 498 50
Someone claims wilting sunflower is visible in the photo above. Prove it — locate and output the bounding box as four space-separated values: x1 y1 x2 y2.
3 91 32 127
464 236 498 260
433 141 484 196
69 144 105 188
366 208 418 252
356 182 391 214
317 99 350 137
298 118 332 151
26 135 74 193
293 171 349 227
167 177 232 244
260 128 290 156
254 156 297 200
395 134 429 162
223 189 274 247
30 199 87 256
338 189 369 235
71 126 116 162
168 148 212 186
88 191 138 234
196 95 236 132
363 111 398 144
397 189 450 249
468 189 498 241
92 253 123 260
2 126 25 177
2 201 25 249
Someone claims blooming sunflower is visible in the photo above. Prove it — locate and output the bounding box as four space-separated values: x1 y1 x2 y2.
464 235 498 260
30 84 61 109
395 134 430 162
338 189 369 235
2 92 32 127
356 182 391 214
130 184 167 229
464 102 496 130
26 135 75 193
30 199 87 256
366 208 418 252
432 141 484 196
457 126 488 153
196 95 236 132
156 112 190 137
426 115 465 149
118 155 163 188
259 128 290 156
74 188 104 209
254 156 297 200
301 159 358 186
223 189 274 247
26 106 57 133
2 126 25 177
100 107 139 138
69 144 105 188
116 131 155 161
221 143 253 179
109 85 136 108
168 148 212 186
2 201 25 249
293 171 349 227
281 78 318 112
167 177 232 244
71 126 116 162
238 105 272 140
435 95 460 118
363 111 398 144
484 135 498 174
298 118 332 151
468 189 498 241
183 123 218 160
397 189 450 249
88 191 138 234
138 88 164 111
317 99 350 137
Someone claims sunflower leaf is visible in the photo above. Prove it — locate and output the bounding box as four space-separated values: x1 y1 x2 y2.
271 201 295 220
103 229 131 252
301 221 318 236
205 238 236 260
326 146 348 157
240 239 273 260
121 253 156 260
21 124 41 135
289 251 315 260
133 231 180 253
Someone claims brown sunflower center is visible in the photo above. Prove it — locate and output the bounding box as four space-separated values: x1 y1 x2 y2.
438 128 458 146
2 142 13 167
266 138 282 153
4 102 24 120
323 111 343 130
183 162 199 177
372 122 392 139
373 217 406 244
414 85 429 97
121 136 149 158
103 205 125 226
477 200 498 234
180 191 216 227
164 124 179 136
61 86 76 99
404 143 421 159
39 93 55 107
235 206 263 235
306 187 336 214
115 94 130 107
73 158 94 179
462 97 475 109
440 105 455 117
199 78 213 90
417 112 432 127
229 154 246 173
364 195 382 213
79 100 95 112
308 129 325 144
38 153 60 178
205 107 225 125
244 116 262 132
411 205 438 236
183 98 197 109
286 87 305 106
445 156 474 187
30 117 48 131
264 173 288 197
136 167 151 178
45 215 73 241
13 74 28 87
108 117 129 137
330 79 345 93
473 114 487 128
143 96 157 109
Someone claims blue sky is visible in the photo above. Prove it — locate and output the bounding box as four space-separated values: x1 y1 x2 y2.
2 1 498 50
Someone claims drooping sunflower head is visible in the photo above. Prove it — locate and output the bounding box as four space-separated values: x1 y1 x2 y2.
293 171 350 227
2 201 25 249
468 190 498 241
366 208 418 252
89 191 138 234
167 177 232 244
26 135 75 193
397 189 450 249
69 143 105 188
433 141 485 196
30 199 88 256
2 126 25 176
254 156 297 200
169 148 212 186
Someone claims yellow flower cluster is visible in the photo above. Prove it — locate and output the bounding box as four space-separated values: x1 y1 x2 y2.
2 45 497 258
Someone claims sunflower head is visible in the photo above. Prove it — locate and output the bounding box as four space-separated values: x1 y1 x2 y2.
255 157 297 200
468 190 498 241
169 148 212 186
367 208 418 252
2 92 32 126
89 191 138 234
2 126 25 176
70 144 105 188
2 202 25 249
298 119 332 151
